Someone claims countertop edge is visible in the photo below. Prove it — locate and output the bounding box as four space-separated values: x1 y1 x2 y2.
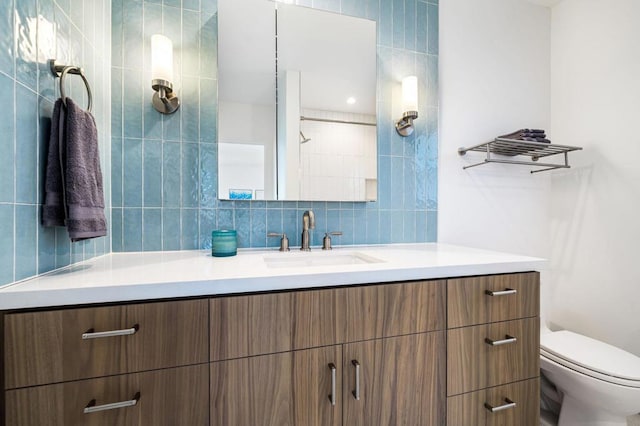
0 259 544 310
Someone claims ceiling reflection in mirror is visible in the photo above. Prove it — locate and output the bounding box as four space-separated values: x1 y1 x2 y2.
218 0 377 201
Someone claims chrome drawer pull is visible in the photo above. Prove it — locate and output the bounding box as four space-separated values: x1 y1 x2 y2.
352 360 360 400
84 392 141 414
328 363 336 406
485 334 517 346
485 288 517 296
485 398 516 413
82 324 139 340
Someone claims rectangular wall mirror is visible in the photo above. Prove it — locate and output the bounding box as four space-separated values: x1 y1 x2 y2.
218 0 377 201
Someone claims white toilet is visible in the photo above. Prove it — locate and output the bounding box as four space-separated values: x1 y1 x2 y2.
540 329 640 426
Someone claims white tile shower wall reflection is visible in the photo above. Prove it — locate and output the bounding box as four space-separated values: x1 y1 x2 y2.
111 0 438 252
300 109 376 201
0 0 112 286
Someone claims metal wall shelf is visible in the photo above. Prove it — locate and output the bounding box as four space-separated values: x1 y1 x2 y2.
458 138 583 173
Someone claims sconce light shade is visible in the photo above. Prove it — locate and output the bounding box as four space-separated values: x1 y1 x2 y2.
396 75 419 137
151 34 180 114
151 34 173 82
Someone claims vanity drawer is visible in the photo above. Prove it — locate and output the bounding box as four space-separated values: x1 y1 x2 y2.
447 272 539 328
447 317 539 396
5 364 209 426
446 378 539 426
4 299 209 389
209 280 445 361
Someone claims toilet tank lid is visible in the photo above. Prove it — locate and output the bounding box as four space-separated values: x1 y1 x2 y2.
541 330 640 381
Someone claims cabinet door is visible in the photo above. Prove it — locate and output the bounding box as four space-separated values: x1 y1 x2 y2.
293 345 343 426
342 280 445 343
343 332 445 426
5 364 209 426
211 346 342 426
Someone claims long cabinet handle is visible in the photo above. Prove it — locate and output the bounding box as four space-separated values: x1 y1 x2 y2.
84 392 141 414
82 324 139 340
328 363 336 406
485 398 517 413
485 288 517 296
485 334 517 346
351 360 360 400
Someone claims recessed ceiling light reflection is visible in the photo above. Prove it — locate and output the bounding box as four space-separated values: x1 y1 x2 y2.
346 97 356 105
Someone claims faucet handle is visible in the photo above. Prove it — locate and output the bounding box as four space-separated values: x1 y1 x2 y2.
268 232 290 252
322 231 342 250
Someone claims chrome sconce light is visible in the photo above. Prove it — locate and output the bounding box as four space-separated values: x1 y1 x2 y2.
151 34 180 114
395 76 418 137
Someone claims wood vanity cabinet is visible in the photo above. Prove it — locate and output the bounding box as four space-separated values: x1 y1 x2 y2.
1 272 540 426
446 272 540 426
209 280 446 426
2 299 210 426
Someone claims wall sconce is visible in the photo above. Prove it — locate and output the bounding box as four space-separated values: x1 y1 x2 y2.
151 34 180 114
395 76 418 137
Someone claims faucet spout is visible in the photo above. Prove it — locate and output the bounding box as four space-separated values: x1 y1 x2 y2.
301 210 315 251
303 210 315 231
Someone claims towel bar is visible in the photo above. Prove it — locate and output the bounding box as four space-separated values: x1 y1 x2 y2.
49 59 93 113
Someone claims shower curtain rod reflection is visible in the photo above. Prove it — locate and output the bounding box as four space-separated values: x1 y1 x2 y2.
300 116 377 127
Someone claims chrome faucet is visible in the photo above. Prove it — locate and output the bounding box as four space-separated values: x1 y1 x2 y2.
300 210 315 251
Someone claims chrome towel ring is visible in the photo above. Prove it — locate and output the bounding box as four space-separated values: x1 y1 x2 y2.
49 59 93 113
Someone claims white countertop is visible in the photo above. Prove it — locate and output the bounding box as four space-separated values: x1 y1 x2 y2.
0 243 546 310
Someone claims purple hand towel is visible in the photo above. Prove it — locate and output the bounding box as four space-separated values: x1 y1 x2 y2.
43 98 107 242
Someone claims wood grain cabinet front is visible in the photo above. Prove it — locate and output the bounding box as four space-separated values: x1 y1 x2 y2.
1 272 540 425
210 279 445 362
210 345 342 426
446 378 540 426
4 299 209 389
448 272 539 328
209 280 446 426
343 332 446 426
341 280 446 342
447 317 540 396
210 288 343 361
446 271 541 425
5 364 210 426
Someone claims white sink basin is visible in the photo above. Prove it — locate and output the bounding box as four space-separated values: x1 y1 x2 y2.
263 251 383 269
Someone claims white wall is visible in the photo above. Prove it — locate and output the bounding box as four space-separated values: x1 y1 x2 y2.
218 101 276 198
439 0 551 256
549 0 640 356
218 143 265 199
277 70 302 199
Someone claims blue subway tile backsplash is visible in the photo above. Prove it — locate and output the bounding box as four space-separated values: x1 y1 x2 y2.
15 85 38 205
0 73 15 204
0 0 111 286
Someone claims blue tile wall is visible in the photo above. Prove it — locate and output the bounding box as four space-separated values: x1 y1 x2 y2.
0 0 111 286
112 0 438 252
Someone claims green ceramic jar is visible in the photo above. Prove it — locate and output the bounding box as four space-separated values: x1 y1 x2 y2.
211 230 237 257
